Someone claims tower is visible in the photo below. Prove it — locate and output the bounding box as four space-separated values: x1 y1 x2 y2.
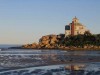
71 16 78 36
72 16 79 23
71 21 75 36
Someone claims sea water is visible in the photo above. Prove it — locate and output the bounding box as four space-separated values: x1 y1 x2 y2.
0 45 100 75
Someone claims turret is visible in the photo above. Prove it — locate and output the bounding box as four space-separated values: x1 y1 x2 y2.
72 16 79 23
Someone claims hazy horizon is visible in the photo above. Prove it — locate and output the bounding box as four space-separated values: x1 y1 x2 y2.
0 0 100 44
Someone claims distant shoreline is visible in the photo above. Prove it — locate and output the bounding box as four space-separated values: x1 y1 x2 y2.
9 46 100 51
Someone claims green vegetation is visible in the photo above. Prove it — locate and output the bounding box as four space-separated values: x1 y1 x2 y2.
59 32 100 48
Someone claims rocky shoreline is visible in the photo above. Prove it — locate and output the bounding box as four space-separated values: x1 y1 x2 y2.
9 34 100 50
9 46 100 51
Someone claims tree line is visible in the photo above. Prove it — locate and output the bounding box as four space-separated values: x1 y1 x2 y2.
58 31 100 48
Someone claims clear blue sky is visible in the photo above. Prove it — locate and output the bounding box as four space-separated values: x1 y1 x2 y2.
0 0 100 44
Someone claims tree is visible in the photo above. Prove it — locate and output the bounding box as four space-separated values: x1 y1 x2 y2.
84 31 91 36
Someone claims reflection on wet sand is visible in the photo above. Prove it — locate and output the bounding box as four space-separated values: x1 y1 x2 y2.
0 49 100 75
0 63 100 75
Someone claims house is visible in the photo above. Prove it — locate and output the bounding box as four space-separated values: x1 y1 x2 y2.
65 17 87 37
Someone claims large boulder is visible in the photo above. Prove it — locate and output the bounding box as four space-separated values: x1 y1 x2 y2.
39 34 59 48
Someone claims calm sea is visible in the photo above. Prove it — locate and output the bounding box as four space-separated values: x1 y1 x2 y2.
0 44 21 48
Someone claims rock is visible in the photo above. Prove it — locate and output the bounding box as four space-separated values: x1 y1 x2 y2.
39 34 61 48
22 34 65 49
83 46 88 49
22 43 38 48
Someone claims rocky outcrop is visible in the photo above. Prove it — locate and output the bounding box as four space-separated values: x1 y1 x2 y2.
22 34 65 49
39 35 59 48
22 43 38 49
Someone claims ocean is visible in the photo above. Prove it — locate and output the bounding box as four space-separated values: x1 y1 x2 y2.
0 45 100 75
0 44 21 49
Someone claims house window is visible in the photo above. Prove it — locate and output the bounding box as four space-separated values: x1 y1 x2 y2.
65 26 70 30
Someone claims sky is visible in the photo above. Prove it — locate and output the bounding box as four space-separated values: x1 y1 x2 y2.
0 0 100 44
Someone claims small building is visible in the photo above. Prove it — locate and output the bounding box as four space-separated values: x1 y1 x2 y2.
65 17 87 37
